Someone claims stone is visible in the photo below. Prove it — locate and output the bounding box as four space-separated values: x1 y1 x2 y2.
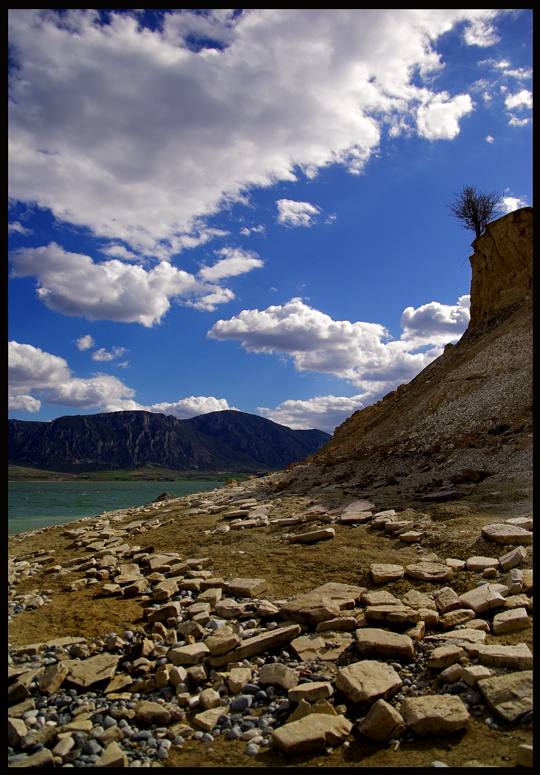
271 713 352 755
288 681 334 703
492 606 530 635
192 707 226 732
439 608 476 629
315 616 358 632
135 700 171 725
402 589 437 610
358 698 406 741
204 626 241 656
405 561 451 582
504 568 523 594
385 519 414 533
427 644 465 669
440 663 463 683
472 643 533 670
290 632 352 662
355 628 415 661
258 663 299 690
361 590 400 606
199 687 221 709
461 665 493 687
66 654 119 688
400 695 470 734
167 642 210 666
445 558 466 572
226 578 268 597
228 667 252 694
336 660 402 703
365 604 424 625
37 661 69 694
498 545 527 571
370 563 404 584
280 595 341 626
340 511 373 524
459 583 509 614
152 578 179 600
215 598 250 618
481 523 533 545
10 748 55 767
434 586 462 613
516 744 533 768
8 718 28 747
478 671 533 722
288 527 335 543
466 556 499 572
208 624 301 668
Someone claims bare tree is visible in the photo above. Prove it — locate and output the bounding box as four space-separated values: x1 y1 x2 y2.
447 185 504 239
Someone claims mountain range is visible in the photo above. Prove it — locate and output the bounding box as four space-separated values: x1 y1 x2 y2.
8 409 330 475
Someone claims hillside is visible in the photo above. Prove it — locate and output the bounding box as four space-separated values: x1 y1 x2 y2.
271 207 533 501
7 409 330 475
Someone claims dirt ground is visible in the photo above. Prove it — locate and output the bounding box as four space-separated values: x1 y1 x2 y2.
8 472 533 768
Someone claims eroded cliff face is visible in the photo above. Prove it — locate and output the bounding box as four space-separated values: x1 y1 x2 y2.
288 208 532 494
469 207 532 328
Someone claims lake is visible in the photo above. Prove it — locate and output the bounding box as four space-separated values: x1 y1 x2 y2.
8 480 225 535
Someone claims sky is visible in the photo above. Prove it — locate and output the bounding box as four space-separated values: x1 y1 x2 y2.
8 9 532 435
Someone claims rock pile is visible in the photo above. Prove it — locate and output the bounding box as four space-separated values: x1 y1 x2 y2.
8 482 533 768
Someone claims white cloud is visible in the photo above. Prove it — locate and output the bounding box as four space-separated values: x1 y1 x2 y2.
258 394 369 433
140 396 236 419
10 242 238 325
276 199 321 228
486 135 494 143
91 346 128 363
208 295 469 396
462 18 500 47
8 9 499 256
501 196 527 214
504 89 532 110
75 334 95 351
198 247 264 281
416 93 473 141
8 340 135 412
8 221 32 235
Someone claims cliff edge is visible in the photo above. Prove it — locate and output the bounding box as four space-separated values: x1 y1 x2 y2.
276 208 533 500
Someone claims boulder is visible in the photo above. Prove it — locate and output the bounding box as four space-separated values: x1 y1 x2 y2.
481 523 533 545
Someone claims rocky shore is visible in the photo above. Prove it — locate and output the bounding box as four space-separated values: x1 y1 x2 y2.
8 472 533 768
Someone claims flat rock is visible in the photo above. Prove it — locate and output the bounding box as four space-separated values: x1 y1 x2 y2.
466 556 499 572
135 700 171 725
481 523 533 545
66 654 119 688
355 628 415 661
471 642 533 670
370 563 404 584
459 583 509 614
290 632 352 662
167 642 210 666
405 561 451 582
258 663 299 690
226 578 268 597
400 695 470 734
478 671 533 722
288 681 334 703
271 713 352 755
498 545 528 571
492 606 530 635
288 527 335 543
336 660 402 703
209 624 301 667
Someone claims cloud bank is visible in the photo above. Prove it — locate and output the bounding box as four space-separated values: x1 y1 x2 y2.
9 8 502 257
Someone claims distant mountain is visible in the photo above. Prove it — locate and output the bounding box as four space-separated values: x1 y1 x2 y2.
8 409 331 474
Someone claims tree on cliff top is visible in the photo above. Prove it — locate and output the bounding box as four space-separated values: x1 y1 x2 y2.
447 185 503 239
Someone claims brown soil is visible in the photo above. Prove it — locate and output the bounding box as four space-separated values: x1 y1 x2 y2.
8 472 533 768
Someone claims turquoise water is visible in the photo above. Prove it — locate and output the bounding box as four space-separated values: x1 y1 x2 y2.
8 480 224 536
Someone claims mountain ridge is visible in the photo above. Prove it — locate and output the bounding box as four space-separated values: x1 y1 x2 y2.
8 409 330 475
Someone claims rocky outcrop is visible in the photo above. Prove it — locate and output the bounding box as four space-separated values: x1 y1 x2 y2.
300 208 532 494
469 207 532 329
8 410 330 474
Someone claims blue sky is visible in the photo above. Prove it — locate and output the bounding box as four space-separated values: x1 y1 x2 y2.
8 9 532 434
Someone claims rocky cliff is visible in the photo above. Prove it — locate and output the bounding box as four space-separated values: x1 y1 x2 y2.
8 410 330 474
278 208 533 498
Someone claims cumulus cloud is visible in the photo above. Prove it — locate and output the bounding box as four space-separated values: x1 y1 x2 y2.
208 295 470 397
75 335 95 351
198 247 264 281
8 9 501 256
501 196 527 214
258 394 370 434
10 242 239 325
504 89 533 110
8 340 135 412
276 199 321 227
91 346 128 363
